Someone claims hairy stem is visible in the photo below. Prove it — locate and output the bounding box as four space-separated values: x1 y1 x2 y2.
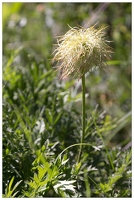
77 74 86 163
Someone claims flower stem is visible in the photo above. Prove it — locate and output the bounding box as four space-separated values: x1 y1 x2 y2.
77 74 86 163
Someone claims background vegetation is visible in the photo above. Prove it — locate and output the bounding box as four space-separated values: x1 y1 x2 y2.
2 2 131 197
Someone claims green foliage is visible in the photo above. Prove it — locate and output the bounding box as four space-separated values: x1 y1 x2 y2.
3 2 131 198
23 153 77 197
95 150 131 197
2 176 22 198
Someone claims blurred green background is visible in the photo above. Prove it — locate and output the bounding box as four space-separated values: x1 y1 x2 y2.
2 2 131 197
3 2 131 143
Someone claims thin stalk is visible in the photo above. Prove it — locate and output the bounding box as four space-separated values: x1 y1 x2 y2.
77 74 86 163
54 143 93 165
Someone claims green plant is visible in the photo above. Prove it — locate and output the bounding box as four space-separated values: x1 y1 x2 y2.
52 25 113 162
95 149 131 197
23 149 77 197
3 3 131 198
2 176 22 198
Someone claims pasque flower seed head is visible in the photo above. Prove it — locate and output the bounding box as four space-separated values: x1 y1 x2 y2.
52 25 113 79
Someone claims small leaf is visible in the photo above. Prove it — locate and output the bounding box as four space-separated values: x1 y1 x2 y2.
62 158 69 165
54 180 76 194
45 109 53 124
54 112 62 125
4 177 22 197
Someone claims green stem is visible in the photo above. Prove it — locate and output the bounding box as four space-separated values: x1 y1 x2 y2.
54 143 92 165
77 74 86 163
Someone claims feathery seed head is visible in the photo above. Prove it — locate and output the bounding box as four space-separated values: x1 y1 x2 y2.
52 25 113 79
